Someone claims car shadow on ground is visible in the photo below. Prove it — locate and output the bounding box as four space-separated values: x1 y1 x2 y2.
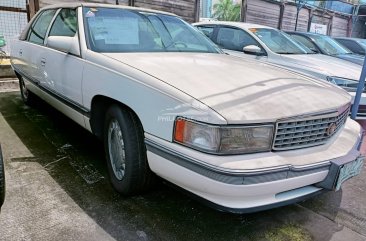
0 92 346 241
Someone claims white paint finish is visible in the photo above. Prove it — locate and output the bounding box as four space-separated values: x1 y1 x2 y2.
10 4 364 210
24 78 87 129
145 118 361 170
104 52 351 123
147 151 326 209
82 50 227 140
41 45 84 105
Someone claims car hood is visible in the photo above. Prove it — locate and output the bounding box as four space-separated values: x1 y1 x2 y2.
279 54 361 80
335 53 364 65
104 53 351 123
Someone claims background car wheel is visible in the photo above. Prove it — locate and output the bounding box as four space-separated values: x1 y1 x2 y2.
0 144 5 208
19 77 35 105
104 104 154 195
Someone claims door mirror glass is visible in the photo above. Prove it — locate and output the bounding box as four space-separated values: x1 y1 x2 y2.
47 36 80 56
243 45 262 55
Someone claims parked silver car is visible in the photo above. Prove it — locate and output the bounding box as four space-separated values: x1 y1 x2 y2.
286 31 364 65
194 21 366 119
334 37 366 56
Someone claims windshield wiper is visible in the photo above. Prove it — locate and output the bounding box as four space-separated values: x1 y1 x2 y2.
276 52 298 54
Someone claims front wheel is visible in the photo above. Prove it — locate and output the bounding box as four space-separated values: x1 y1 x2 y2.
19 77 35 105
103 105 154 195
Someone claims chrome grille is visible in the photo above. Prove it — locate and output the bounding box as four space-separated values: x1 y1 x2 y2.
273 107 350 151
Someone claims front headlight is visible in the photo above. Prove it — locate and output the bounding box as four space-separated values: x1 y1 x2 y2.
173 118 274 154
327 76 361 92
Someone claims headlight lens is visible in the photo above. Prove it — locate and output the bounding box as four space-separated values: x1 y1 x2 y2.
327 76 361 92
174 118 274 154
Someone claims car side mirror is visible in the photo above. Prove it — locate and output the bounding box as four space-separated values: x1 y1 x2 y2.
310 48 319 53
243 45 263 55
47 36 80 56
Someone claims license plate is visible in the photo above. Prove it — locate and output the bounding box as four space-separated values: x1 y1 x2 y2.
335 157 364 191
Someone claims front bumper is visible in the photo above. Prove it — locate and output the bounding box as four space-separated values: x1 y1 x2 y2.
145 119 363 213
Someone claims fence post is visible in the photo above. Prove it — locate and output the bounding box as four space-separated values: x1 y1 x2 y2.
194 0 200 22
278 2 285 30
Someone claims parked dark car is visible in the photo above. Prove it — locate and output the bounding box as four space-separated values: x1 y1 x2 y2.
0 144 5 210
334 37 366 56
286 31 364 65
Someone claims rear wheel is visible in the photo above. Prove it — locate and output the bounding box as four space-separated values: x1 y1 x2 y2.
103 104 154 195
19 76 35 105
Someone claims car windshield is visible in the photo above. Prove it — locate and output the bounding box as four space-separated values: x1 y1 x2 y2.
83 7 220 53
311 34 352 55
357 39 366 49
249 28 312 54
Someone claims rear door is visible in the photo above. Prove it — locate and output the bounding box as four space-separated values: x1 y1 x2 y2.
12 9 57 82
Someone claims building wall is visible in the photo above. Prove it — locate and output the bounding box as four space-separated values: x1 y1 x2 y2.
331 16 349 37
244 0 351 37
134 0 197 22
200 0 212 18
281 5 309 32
0 0 28 54
40 0 197 22
40 0 128 7
246 0 280 28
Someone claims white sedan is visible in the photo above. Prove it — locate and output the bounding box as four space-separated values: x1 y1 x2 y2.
11 3 364 213
194 22 366 119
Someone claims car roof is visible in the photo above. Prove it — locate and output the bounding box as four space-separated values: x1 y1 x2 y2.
40 3 177 17
286 31 327 37
193 21 276 30
335 37 365 41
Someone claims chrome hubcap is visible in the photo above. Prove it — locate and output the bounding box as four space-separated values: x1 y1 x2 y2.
108 119 126 180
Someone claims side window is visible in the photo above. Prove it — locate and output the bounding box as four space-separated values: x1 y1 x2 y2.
49 8 78 37
338 40 364 55
217 27 259 51
27 9 56 45
197 26 215 39
290 35 317 50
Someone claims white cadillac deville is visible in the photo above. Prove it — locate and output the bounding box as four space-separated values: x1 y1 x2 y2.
11 3 364 213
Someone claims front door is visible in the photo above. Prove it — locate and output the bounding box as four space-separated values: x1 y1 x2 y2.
41 8 84 107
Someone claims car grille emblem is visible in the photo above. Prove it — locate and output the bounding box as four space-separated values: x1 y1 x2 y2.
326 123 337 136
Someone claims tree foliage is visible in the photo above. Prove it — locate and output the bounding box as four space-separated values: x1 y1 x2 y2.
212 0 241 21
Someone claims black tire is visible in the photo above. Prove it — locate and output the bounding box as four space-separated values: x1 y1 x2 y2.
0 144 5 208
103 104 154 195
19 76 35 105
